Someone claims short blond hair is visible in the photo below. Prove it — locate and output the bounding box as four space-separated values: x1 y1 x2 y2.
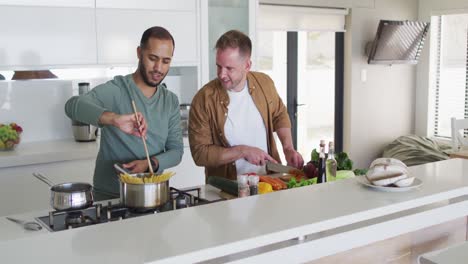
215 30 251 58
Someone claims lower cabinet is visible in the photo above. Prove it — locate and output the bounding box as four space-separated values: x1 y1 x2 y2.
309 217 468 264
0 159 95 216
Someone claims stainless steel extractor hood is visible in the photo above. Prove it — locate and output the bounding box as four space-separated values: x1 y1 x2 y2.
366 20 430 65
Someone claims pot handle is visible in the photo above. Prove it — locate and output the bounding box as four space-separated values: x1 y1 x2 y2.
32 172 55 187
114 163 131 176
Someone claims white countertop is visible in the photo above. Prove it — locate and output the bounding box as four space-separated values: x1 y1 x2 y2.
0 139 98 168
0 137 190 169
0 159 468 263
419 241 468 264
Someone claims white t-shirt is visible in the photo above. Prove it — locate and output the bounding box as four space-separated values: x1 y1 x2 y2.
224 82 268 175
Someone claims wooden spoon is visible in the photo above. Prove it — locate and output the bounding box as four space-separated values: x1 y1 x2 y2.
131 100 153 175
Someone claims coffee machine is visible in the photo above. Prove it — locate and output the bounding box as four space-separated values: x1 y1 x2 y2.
72 83 98 142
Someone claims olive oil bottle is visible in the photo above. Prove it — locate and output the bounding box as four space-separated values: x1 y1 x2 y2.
317 140 327 184
326 141 337 181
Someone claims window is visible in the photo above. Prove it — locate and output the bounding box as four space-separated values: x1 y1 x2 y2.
431 14 468 138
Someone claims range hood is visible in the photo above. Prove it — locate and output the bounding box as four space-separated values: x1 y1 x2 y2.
366 20 430 65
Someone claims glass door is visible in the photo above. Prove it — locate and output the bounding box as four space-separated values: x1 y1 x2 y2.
296 31 336 158
257 30 342 162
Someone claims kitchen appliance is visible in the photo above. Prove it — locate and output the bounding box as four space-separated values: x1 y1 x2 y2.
119 173 170 210
180 103 190 136
35 187 224 232
32 172 94 211
366 20 430 65
72 82 98 142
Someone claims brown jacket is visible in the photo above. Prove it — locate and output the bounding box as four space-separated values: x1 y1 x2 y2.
189 71 291 180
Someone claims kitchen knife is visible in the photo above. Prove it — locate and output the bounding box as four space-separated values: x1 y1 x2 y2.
266 161 305 176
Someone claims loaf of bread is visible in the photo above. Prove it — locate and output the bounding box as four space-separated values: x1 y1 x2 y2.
365 158 414 187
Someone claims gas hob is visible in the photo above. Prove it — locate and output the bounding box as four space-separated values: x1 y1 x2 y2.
36 187 224 232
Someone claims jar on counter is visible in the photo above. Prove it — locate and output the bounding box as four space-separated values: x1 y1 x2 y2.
237 174 250 198
248 175 259 195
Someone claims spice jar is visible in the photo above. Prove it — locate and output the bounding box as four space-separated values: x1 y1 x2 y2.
248 175 259 195
237 174 250 198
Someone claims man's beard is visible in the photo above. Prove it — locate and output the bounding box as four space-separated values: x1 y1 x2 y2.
139 60 165 88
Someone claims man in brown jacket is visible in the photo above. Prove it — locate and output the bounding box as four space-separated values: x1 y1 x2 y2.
189 30 303 180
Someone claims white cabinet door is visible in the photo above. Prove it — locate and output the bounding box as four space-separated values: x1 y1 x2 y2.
0 6 97 69
169 146 205 189
96 0 196 11
0 0 94 7
96 8 197 66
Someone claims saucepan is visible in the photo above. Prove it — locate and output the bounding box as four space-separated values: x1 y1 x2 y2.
114 164 170 210
32 173 93 211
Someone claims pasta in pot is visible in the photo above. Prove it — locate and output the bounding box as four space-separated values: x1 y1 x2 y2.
119 171 175 184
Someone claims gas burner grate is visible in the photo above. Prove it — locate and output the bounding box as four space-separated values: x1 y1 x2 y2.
35 186 223 232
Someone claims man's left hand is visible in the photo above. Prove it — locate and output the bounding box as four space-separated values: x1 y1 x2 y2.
284 148 304 169
122 160 149 173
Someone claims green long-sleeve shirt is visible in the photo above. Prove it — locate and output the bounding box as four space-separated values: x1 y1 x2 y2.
65 74 183 198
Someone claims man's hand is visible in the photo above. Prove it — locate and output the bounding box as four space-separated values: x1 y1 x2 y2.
122 160 149 173
100 111 147 138
240 146 277 166
284 148 304 169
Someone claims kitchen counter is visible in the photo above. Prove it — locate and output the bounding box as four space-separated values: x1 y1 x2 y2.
0 139 98 168
419 241 468 264
0 159 467 263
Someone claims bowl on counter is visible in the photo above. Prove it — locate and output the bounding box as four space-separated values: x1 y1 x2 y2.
0 123 23 151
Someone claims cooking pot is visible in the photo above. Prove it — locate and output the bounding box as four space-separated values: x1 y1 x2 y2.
32 173 93 211
118 172 170 210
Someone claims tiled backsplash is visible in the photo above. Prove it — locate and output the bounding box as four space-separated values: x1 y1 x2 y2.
0 80 74 143
0 74 189 143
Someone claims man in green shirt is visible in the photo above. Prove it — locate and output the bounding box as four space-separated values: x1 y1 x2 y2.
65 26 183 200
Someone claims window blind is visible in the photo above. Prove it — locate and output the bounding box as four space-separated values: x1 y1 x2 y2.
432 14 468 138
258 4 347 32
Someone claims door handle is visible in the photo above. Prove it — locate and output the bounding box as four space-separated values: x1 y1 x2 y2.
296 103 306 107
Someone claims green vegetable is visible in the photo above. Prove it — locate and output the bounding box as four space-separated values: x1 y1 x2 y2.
287 177 316 188
336 152 353 170
353 168 368 176
311 149 319 162
287 177 297 189
207 176 238 196
336 170 355 180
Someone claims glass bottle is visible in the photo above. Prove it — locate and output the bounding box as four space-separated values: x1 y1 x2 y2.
248 175 259 195
237 174 250 197
317 140 327 184
326 141 337 181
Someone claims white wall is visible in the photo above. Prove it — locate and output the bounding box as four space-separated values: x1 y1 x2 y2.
415 0 468 137
344 0 418 168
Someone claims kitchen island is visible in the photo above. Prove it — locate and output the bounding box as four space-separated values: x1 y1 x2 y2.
0 159 467 263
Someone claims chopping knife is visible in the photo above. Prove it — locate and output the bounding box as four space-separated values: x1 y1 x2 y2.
266 161 305 176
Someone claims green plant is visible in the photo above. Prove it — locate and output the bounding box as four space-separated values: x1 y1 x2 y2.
336 152 353 170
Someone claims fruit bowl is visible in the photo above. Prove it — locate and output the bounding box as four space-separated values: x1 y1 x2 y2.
0 123 23 151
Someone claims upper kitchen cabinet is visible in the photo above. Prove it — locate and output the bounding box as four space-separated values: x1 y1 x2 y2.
0 0 94 7
95 0 198 66
207 0 257 80
0 4 97 69
95 0 196 11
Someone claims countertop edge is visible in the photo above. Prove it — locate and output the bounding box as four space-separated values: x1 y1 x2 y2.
0 139 98 168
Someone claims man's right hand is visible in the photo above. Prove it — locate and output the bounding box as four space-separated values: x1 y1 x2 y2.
99 111 147 138
240 146 277 166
